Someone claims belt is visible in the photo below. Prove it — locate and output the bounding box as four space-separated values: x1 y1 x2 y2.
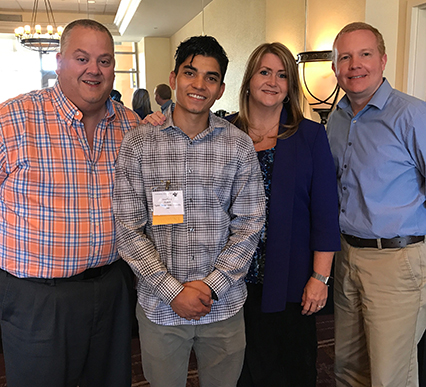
342 234 424 249
69 263 114 281
6 260 117 285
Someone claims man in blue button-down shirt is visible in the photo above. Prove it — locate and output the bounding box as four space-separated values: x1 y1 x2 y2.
328 22 426 387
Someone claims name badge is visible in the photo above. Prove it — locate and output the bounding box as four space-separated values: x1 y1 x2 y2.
152 190 184 225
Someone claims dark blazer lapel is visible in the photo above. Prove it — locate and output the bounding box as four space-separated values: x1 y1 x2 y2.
261 107 297 312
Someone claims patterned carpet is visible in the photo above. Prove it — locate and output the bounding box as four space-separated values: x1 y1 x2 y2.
0 314 335 386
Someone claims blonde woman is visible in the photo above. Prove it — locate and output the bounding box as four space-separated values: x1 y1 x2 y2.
227 43 340 386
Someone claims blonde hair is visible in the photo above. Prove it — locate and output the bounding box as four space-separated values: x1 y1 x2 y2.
332 22 386 63
234 42 304 140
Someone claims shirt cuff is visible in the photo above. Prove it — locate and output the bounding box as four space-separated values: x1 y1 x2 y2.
203 269 230 300
153 273 185 305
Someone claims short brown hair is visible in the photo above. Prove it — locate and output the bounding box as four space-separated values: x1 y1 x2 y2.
60 19 114 54
332 22 386 62
155 84 172 100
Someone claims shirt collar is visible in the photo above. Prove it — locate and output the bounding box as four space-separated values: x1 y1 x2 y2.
105 98 116 122
52 81 113 123
336 78 392 115
160 107 226 140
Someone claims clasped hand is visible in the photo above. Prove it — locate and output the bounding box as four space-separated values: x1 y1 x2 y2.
170 280 213 321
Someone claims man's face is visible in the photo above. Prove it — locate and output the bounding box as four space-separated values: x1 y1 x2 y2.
169 55 225 118
56 26 115 114
332 29 387 108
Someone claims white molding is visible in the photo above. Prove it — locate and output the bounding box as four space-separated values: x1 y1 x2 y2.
404 0 426 96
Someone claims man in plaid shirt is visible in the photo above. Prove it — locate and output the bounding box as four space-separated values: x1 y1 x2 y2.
114 36 265 387
0 19 141 387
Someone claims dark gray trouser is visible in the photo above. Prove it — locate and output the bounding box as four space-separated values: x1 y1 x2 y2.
0 259 134 387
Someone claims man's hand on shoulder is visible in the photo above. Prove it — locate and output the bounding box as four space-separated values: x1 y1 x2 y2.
142 111 166 126
170 283 213 321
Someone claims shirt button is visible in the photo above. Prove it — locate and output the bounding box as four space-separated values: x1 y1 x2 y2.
343 164 347 169
189 140 193 145
341 209 345 213
353 120 357 123
348 142 352 146
343 186 347 190
189 228 194 232
189 198 193 203
188 168 192 173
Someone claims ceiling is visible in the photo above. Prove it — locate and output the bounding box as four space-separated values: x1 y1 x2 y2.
0 0 212 41
1 0 120 14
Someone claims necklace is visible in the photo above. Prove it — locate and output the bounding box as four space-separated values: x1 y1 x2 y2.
249 122 279 144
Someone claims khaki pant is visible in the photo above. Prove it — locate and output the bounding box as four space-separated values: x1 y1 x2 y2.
334 236 426 387
136 303 245 387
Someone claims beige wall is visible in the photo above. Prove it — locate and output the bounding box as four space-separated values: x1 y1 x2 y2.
265 0 365 54
144 37 172 109
366 0 399 87
265 0 304 55
365 0 409 90
133 0 413 115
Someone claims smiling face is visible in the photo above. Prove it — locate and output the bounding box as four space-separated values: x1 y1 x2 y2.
56 26 115 115
332 29 387 113
169 54 225 122
249 53 288 111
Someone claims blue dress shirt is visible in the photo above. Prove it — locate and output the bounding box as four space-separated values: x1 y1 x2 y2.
328 79 426 239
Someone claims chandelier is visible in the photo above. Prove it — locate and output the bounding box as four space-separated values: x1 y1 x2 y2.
14 0 64 54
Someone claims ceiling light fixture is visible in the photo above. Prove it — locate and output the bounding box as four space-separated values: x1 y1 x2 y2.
14 0 63 54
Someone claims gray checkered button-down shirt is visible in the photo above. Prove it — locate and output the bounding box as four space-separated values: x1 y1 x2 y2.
113 110 265 326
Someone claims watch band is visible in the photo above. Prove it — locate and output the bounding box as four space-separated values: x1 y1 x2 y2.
312 271 330 285
207 285 218 301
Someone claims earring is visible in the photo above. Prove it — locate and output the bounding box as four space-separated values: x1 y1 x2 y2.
283 95 290 103
246 89 250 95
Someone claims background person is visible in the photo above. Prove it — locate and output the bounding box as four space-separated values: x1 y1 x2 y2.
0 19 141 387
328 22 426 387
132 88 153 119
110 89 124 104
154 83 173 113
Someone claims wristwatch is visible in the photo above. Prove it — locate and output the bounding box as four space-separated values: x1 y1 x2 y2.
311 271 330 285
208 286 219 301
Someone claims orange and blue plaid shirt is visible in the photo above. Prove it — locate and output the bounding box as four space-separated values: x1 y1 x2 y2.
0 82 141 278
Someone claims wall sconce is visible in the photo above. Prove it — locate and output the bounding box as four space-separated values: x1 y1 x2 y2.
297 50 339 124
